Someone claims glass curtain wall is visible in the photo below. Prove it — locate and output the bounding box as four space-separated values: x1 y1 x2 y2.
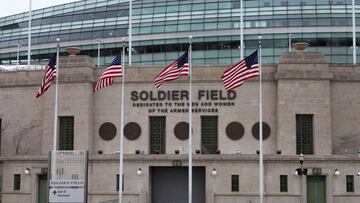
0 0 358 65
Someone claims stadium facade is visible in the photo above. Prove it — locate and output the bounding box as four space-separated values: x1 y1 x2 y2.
1 48 360 203
0 0 360 67
1 1 360 203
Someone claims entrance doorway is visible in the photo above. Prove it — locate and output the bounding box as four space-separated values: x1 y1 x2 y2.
151 167 205 203
38 175 47 203
307 176 326 203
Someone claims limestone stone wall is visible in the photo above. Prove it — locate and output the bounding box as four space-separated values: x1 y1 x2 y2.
1 52 360 156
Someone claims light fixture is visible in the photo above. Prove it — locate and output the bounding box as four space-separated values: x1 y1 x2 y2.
24 168 31 175
211 168 218 176
295 153 307 176
334 169 340 176
137 168 142 176
299 153 304 165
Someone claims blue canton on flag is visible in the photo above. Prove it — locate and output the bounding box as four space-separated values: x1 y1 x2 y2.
177 51 188 68
94 54 123 92
154 50 190 89
36 54 57 98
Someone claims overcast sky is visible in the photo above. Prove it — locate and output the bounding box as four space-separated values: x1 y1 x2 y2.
0 0 81 18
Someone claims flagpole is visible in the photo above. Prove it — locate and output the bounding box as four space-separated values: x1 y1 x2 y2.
119 38 126 203
288 34 292 52
258 36 264 203
188 35 193 203
129 0 132 66
97 39 101 67
52 38 60 180
352 0 356 65
28 0 32 67
240 0 244 59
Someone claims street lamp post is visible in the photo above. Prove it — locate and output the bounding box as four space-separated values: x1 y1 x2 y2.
288 34 292 52
15 43 21 69
96 39 101 67
295 153 307 203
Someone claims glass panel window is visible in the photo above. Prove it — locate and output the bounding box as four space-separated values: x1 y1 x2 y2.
178 24 190 31
231 175 239 192
201 116 218 154
150 117 166 154
154 6 166 13
204 23 217 30
166 5 178 12
14 174 20 190
346 175 354 192
219 2 232 9
296 114 313 154
59 116 74 150
165 25 177 32
205 3 218 10
192 4 205 11
280 175 288 192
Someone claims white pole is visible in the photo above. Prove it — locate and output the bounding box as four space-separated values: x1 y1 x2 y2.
352 0 356 65
97 39 101 67
28 0 32 67
288 34 292 52
52 38 60 180
240 0 244 59
119 40 126 203
258 36 264 203
16 44 21 69
129 0 132 66
188 35 193 203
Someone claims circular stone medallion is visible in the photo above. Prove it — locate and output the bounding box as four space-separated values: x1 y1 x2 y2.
251 122 271 140
226 122 245 141
174 122 189 140
99 122 117 141
124 122 141 141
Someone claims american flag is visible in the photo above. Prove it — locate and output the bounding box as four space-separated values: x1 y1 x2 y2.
36 54 57 98
221 50 259 91
154 50 189 89
94 54 122 92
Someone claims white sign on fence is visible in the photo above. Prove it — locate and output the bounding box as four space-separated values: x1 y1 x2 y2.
49 188 85 203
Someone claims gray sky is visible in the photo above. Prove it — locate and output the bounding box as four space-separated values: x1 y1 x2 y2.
0 0 81 17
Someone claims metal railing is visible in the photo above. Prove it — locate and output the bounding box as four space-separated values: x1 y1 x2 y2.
0 65 45 72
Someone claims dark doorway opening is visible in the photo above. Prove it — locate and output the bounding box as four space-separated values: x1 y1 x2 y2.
151 166 205 203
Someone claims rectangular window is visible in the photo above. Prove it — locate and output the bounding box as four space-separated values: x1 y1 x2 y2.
201 116 218 154
150 117 166 154
116 174 124 191
280 175 288 192
296 114 313 154
346 175 354 192
14 174 20 190
59 116 74 150
231 175 239 192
